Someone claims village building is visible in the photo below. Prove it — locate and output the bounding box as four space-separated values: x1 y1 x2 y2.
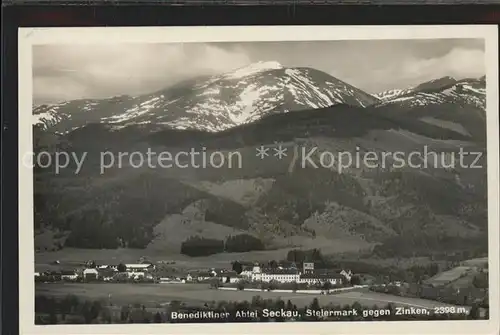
125 263 155 273
340 269 353 282
299 272 344 286
196 271 216 282
238 261 352 285
61 270 78 281
277 261 297 269
127 271 145 279
159 272 192 283
47 271 62 281
83 268 99 280
210 268 228 275
253 268 301 283
98 269 116 281
240 266 254 278
219 271 242 284
303 262 315 274
98 265 118 271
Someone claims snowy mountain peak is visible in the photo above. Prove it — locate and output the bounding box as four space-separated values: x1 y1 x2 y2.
375 75 486 103
412 76 457 92
33 63 379 134
376 76 485 110
224 61 284 80
432 76 455 82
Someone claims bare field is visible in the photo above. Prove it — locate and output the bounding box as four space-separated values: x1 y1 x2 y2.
35 283 464 311
425 266 474 286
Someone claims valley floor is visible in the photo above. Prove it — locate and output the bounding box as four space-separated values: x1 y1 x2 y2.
35 282 467 312
34 247 459 274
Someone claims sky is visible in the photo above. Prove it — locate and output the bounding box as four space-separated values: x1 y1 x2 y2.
32 39 485 105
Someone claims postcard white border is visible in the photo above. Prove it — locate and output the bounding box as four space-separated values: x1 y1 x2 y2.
18 25 499 335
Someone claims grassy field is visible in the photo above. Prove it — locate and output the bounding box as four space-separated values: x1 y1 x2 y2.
35 283 465 311
438 258 488 289
425 266 474 286
446 272 478 289
461 257 488 267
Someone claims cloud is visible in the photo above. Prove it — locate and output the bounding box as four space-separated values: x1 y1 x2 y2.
32 41 485 104
33 44 251 105
374 47 485 90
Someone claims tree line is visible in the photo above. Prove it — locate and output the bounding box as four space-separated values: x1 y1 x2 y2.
286 248 326 265
180 234 265 257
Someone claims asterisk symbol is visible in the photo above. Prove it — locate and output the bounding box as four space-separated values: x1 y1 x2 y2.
274 145 288 159
256 145 270 159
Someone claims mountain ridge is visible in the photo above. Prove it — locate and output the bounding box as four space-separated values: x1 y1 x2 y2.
374 76 486 142
32 65 488 260
375 75 485 102
33 62 379 134
34 100 487 256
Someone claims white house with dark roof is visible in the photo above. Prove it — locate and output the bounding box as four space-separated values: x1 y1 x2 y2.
340 269 353 282
61 270 78 281
83 268 99 280
303 262 315 274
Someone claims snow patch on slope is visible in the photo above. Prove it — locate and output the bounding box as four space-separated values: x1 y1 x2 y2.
285 68 335 108
103 96 164 123
224 61 283 80
377 81 485 109
233 84 271 124
375 89 411 101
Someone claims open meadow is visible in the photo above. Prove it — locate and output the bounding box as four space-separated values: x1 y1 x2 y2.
35 283 467 311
